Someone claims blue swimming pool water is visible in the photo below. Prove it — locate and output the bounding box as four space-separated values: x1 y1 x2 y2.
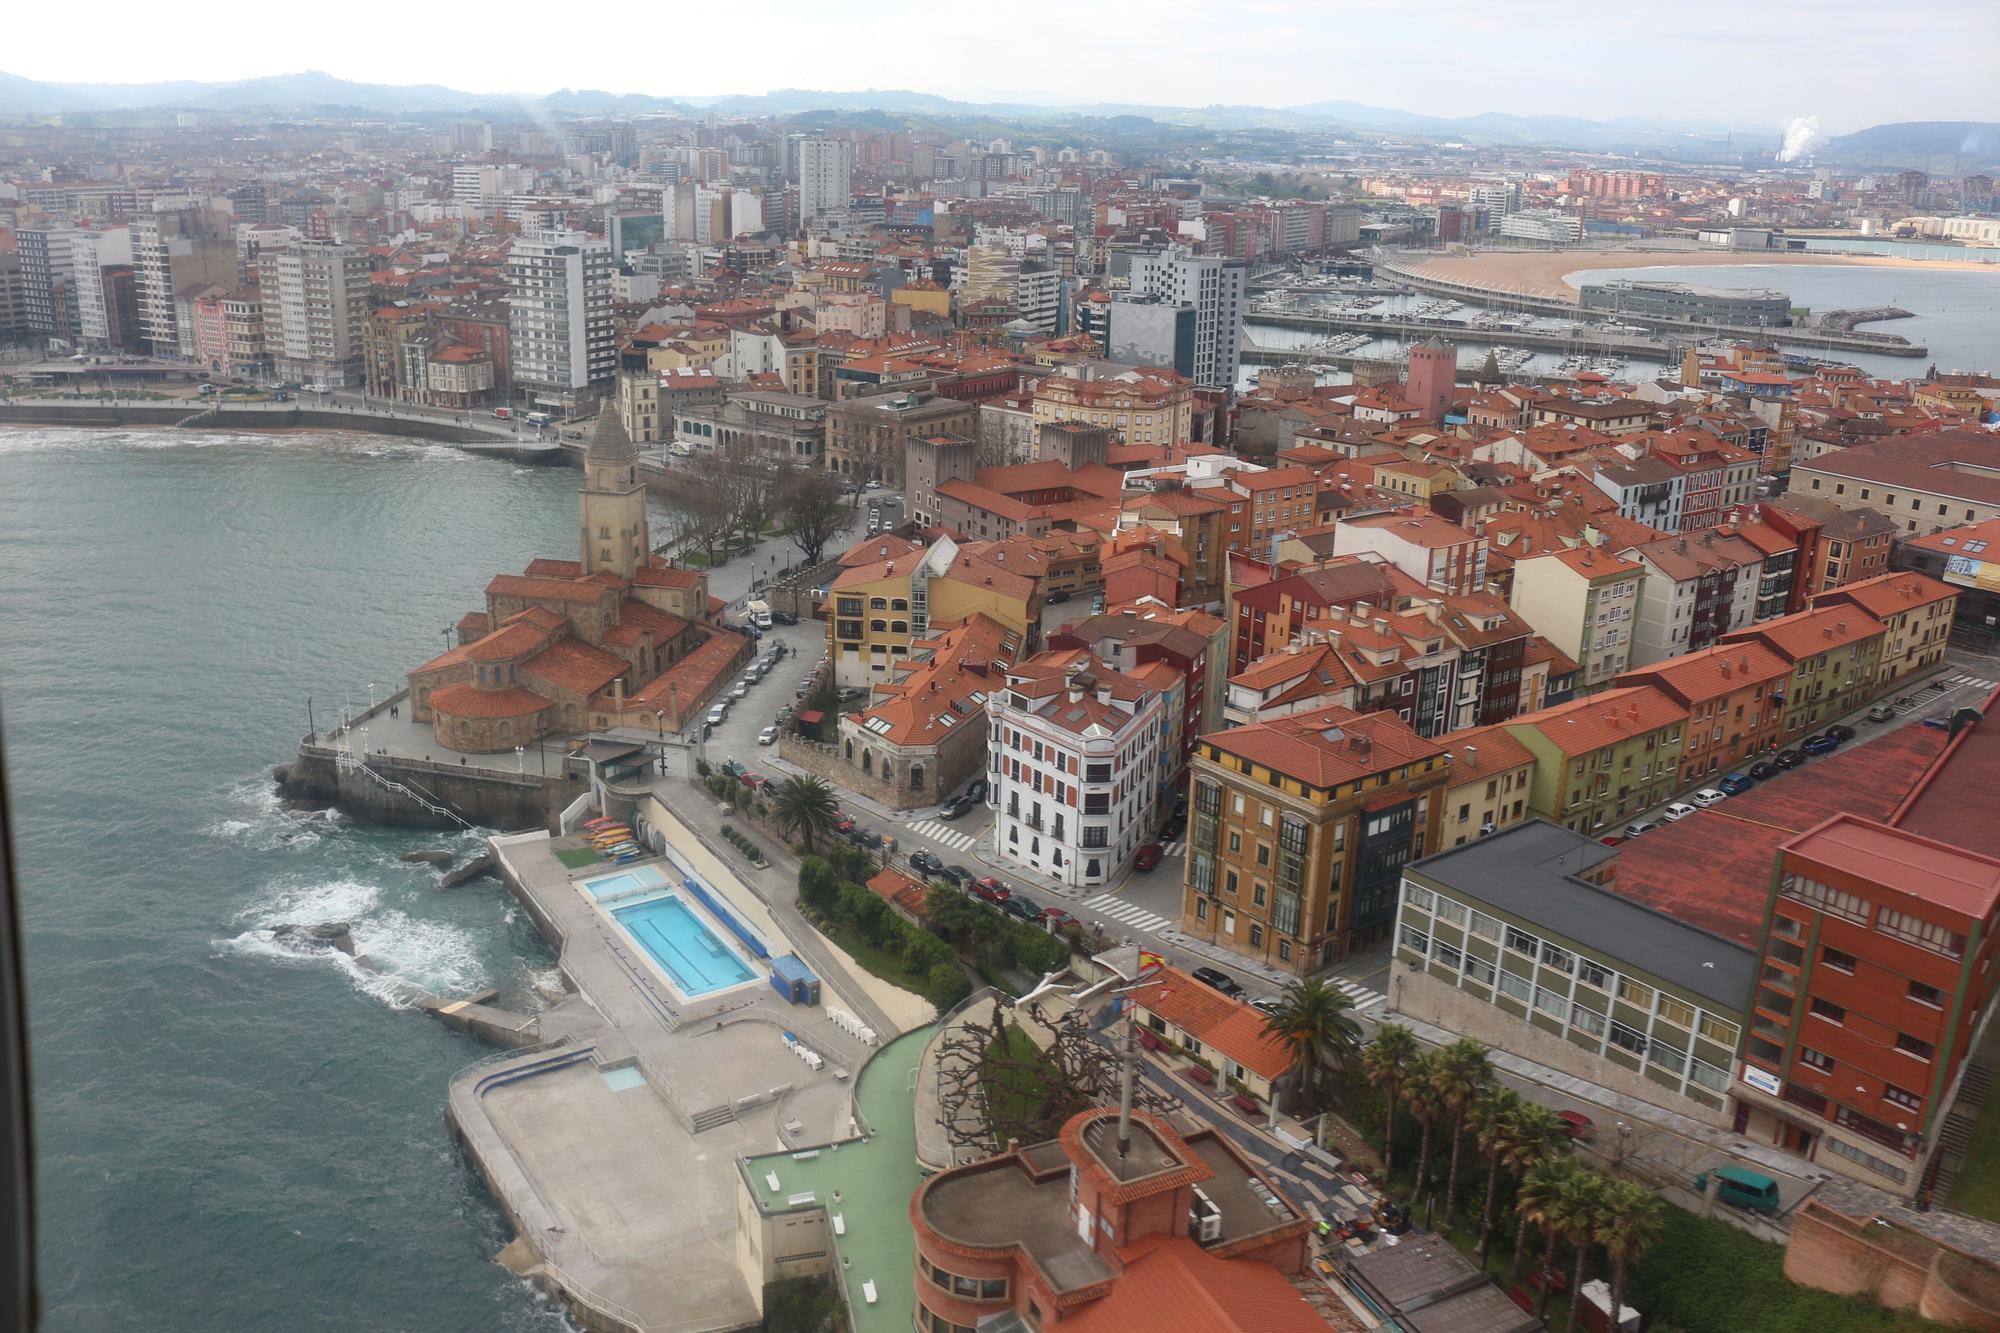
582 864 671 900
611 894 757 996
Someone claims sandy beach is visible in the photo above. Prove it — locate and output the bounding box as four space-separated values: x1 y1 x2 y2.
1405 247 2000 303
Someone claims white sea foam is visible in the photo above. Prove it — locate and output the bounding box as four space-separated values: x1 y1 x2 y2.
202 775 347 850
221 874 489 1010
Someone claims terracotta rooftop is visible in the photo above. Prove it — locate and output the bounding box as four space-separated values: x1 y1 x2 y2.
1130 967 1293 1080
1203 705 1442 788
426 682 550 719
1504 685 1686 755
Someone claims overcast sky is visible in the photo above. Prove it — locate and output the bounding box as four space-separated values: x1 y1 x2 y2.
7 0 1996 133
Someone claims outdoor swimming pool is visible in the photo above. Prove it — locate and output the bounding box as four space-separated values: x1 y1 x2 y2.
582 864 672 901
611 893 757 997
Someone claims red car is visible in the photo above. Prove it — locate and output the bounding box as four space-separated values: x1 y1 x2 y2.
1133 843 1163 871
833 813 856 833
969 877 1012 904
1557 1110 1596 1141
738 771 770 791
1040 908 1076 930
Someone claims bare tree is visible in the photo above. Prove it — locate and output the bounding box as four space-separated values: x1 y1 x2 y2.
783 470 849 567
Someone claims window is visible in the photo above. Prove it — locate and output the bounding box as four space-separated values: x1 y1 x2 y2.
1534 985 1568 1017
1498 969 1533 1003
1616 978 1654 1010
1435 940 1463 970
1435 897 1467 927
1698 1014 1740 1047
1656 996 1696 1030
1811 997 1846 1024
1884 1084 1922 1111
1540 943 1575 974
1278 940 1291 962
1249 924 1264 948
1195 898 1207 921
1877 908 1966 959
1504 926 1539 956
1608 1021 1648 1057
1799 1046 1833 1072
1469 911 1500 940
1909 979 1945 1008
1465 955 1497 985
1825 1137 1907 1184
1779 874 1869 924
1400 925 1431 955
1820 946 1857 974
1570 1004 1607 1037
1689 1059 1729 1093
1404 884 1437 913
1896 1033 1934 1062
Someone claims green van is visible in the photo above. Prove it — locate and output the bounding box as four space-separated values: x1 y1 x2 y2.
1693 1165 1782 1215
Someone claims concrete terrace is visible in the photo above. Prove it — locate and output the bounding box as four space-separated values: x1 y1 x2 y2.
741 1025 933 1333
447 802 919 1331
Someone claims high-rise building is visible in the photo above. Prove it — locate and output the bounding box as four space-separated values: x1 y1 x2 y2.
16 226 81 343
506 230 614 400
130 207 236 357
69 227 132 348
797 138 853 226
258 241 370 387
1126 246 1246 392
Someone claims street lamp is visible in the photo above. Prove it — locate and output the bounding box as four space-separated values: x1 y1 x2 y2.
517 746 525 774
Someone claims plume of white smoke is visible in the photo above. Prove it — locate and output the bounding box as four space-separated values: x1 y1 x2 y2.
1778 116 1829 163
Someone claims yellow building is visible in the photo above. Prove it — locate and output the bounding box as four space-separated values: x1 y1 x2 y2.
825 540 1040 687
1373 458 1465 502
889 280 952 321
1434 725 1539 848
1031 366 1193 448
1811 571 1958 690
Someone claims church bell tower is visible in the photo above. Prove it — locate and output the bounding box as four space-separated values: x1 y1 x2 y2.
580 408 649 579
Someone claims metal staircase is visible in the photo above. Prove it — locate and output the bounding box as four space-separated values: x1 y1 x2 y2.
335 747 476 829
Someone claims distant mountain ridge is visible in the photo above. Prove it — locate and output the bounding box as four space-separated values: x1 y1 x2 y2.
0 69 1986 165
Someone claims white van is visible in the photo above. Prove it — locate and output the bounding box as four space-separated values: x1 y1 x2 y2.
526 411 553 427
746 599 774 630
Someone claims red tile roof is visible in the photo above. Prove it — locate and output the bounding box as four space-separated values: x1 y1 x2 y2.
1130 967 1293 1082
1505 685 1686 755
1203 705 1442 788
866 867 929 918
426 683 550 719
1057 1232 1333 1333
520 638 628 696
1720 604 1884 661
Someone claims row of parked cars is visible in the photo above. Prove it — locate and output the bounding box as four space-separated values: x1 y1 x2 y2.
904 849 1078 931
1613 679 1963 840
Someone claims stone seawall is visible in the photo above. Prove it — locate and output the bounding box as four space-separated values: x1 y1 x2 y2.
276 746 573 832
0 400 514 446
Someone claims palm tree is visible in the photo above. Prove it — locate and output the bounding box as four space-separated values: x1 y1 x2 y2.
771 774 839 853
1259 977 1362 1110
1431 1038 1493 1225
1600 1180 1664 1332
1554 1170 1609 1329
1514 1155 1578 1297
1470 1086 1522 1262
1362 1024 1421 1173
1406 1050 1447 1201
1493 1103 1570 1270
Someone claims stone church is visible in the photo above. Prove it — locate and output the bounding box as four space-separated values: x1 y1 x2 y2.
407 410 750 752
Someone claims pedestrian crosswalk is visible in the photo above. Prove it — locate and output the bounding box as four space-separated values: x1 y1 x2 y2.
1081 892 1177 937
1895 673 1997 714
906 819 980 852
1333 977 1388 1012
1157 840 1187 858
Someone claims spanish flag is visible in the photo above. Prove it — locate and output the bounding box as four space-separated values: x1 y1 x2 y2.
1137 950 1166 975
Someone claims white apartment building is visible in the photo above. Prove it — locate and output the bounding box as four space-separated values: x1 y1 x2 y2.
257 241 369 387
988 650 1166 889
1125 246 1246 391
1508 547 1646 692
130 207 236 357
798 139 853 226
506 229 614 399
69 227 132 346
1497 211 1585 245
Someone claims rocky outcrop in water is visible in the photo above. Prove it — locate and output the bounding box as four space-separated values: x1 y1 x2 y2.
400 850 454 868
271 921 357 956
440 853 498 890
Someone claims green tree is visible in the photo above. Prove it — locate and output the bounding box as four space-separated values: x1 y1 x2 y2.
926 961 971 1009
1516 1156 1582 1313
1406 1049 1447 1200
1488 1101 1569 1268
1363 1024 1422 1172
1431 1037 1493 1224
1554 1169 1609 1327
801 675 839 741
797 855 839 916
1470 1086 1523 1261
1599 1179 1664 1332
1259 976 1362 1110
923 881 978 942
772 774 840 853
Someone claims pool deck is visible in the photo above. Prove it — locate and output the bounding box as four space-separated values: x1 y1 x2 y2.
447 808 917 1332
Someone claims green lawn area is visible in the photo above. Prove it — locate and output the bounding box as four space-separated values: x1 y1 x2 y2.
819 918 929 1000
554 847 603 869
1943 1098 2000 1222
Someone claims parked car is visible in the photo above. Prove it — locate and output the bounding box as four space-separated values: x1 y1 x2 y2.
773 610 798 626
1133 843 1163 872
706 704 728 725
847 827 883 849
731 681 750 700
1039 907 1076 930
1749 760 1784 781
738 771 769 791
1800 733 1839 755
1924 713 1953 730
1867 702 1897 723
1693 1166 1781 1216
940 864 975 886
937 795 973 821
1046 590 1071 603
1690 788 1729 808
1557 1110 1597 1141
964 777 988 802
909 850 944 877
757 725 779 746
969 877 1012 904
1774 749 1809 769
1826 723 1857 743
1191 966 1245 999
832 814 857 834
1001 895 1041 922
1622 819 1660 838
1250 997 1284 1017
1718 772 1756 796
1660 802 1698 822
1158 812 1187 842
